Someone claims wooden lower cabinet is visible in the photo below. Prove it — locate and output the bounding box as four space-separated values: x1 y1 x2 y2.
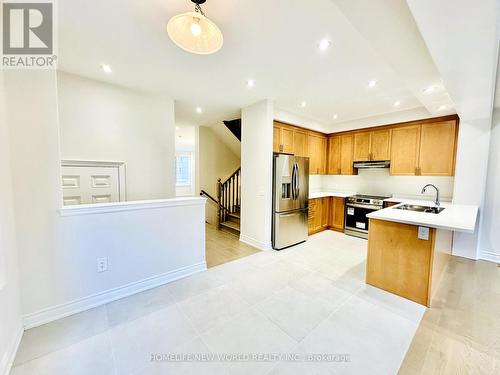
366 219 452 307
308 197 345 235
329 197 345 232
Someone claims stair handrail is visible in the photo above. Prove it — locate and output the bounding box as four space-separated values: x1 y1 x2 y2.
218 167 241 229
221 167 241 185
200 190 218 204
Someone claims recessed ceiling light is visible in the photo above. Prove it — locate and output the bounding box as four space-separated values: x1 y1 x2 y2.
438 105 447 111
196 107 202 114
101 64 112 74
393 101 401 107
318 39 331 51
423 86 436 94
333 114 338 120
300 101 307 108
246 79 255 88
368 80 377 88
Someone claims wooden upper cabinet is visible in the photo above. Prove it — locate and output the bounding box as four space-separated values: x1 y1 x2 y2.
327 135 341 175
273 122 310 158
273 125 281 153
340 134 355 175
371 129 391 161
390 120 458 176
273 122 293 153
419 121 457 176
293 129 308 157
353 129 391 161
353 132 371 161
390 125 421 176
308 133 327 175
281 127 294 154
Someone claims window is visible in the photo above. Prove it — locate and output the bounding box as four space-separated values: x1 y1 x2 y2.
176 154 192 186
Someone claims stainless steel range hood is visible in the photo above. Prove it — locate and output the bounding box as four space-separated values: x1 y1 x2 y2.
353 160 390 169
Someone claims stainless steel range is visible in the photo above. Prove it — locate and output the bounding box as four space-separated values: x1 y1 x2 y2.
344 194 391 239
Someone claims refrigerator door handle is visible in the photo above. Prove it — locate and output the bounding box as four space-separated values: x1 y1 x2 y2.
295 163 300 199
291 163 297 200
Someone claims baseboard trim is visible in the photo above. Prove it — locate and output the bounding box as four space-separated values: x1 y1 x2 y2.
0 324 23 375
479 251 500 264
22 262 207 330
239 234 272 251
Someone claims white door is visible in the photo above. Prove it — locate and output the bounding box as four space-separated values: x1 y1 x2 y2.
61 166 121 205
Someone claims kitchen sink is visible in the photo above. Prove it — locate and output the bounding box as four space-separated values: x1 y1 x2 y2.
393 204 445 214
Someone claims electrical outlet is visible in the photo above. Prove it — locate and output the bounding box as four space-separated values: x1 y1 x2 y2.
97 257 108 272
418 226 430 240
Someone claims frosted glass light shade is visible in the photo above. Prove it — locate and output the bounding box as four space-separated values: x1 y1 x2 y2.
167 11 223 55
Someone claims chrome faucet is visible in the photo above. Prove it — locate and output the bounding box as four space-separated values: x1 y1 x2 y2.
421 184 440 207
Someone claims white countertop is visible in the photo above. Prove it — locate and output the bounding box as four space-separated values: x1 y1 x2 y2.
309 191 355 199
367 199 478 233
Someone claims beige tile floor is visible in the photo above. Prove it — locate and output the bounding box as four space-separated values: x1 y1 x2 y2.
11 231 433 374
205 224 260 268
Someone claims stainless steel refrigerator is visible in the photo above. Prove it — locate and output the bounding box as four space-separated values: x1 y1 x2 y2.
272 153 309 250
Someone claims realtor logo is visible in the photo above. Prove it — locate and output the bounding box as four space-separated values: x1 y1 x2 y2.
1 1 57 69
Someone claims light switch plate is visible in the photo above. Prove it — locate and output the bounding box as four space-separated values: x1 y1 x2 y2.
418 226 430 240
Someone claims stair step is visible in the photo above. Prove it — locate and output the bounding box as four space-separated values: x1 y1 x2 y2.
227 212 240 220
220 220 240 235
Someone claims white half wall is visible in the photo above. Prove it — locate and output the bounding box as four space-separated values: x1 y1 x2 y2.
198 126 240 225
23 198 207 329
57 71 175 201
4 70 206 326
0 73 23 375
240 100 274 250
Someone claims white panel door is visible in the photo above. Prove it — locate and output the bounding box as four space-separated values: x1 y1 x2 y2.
62 166 120 205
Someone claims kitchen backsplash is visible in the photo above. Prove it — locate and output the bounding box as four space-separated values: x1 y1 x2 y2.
309 168 455 201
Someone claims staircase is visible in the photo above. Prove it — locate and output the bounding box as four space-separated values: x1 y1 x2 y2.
218 167 241 236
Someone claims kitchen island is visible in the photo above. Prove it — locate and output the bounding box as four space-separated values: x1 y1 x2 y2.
366 200 478 307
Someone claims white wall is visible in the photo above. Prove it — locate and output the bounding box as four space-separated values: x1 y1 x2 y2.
451 118 492 259
0 73 23 375
480 109 500 262
4 70 63 320
198 126 240 224
57 71 175 201
4 70 206 327
406 0 498 260
240 100 274 250
312 169 455 201
210 121 241 158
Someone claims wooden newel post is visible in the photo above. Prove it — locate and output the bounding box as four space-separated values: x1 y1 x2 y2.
217 178 222 229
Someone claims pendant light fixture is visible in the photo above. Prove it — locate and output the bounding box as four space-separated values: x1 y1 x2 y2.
167 0 223 55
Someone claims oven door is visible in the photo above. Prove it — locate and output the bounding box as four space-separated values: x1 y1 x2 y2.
345 204 377 234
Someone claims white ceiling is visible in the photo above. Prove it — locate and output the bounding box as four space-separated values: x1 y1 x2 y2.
58 0 457 132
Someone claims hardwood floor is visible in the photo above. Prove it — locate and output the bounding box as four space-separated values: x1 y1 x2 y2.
399 256 500 374
205 224 260 268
